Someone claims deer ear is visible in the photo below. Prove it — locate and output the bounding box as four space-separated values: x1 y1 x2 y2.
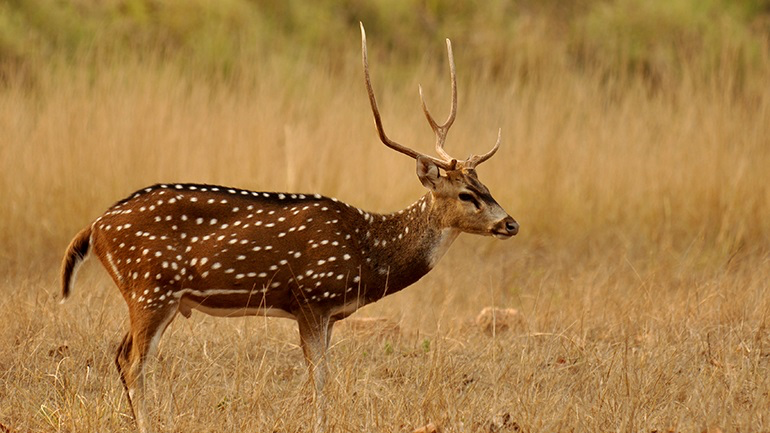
416 156 442 190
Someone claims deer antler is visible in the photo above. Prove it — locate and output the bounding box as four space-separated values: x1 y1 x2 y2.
419 38 457 164
361 23 454 171
360 23 500 171
464 128 501 169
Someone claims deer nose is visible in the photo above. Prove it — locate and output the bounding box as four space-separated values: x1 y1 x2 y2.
503 217 519 236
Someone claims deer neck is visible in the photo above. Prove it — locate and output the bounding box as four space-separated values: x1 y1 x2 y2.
354 193 459 295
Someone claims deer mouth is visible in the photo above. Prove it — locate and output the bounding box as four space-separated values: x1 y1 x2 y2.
491 217 518 239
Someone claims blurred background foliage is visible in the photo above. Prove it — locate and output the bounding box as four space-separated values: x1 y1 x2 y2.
1 0 768 90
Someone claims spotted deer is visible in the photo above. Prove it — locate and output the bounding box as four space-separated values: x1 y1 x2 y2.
60 24 518 433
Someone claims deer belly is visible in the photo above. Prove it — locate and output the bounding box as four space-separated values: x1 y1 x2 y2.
176 288 296 319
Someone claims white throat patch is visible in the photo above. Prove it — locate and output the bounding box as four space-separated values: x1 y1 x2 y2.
427 228 460 269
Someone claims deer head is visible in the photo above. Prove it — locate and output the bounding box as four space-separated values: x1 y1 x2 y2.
360 23 518 240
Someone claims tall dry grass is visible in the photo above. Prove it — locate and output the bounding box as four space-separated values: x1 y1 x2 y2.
1 22 770 432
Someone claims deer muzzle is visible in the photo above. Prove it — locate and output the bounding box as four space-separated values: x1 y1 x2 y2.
492 216 519 239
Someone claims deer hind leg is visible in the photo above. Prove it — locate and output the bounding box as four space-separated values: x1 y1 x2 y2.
115 305 178 433
296 309 335 432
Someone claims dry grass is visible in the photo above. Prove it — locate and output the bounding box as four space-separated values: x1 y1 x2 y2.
1 29 770 432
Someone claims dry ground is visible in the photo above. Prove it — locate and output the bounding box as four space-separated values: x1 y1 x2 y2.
1 41 770 432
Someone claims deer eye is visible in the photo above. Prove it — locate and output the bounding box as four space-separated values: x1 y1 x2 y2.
459 193 481 209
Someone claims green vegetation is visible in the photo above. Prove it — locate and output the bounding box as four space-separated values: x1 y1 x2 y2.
1 0 769 87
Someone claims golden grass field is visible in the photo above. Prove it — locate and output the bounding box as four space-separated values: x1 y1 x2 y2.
2 7 770 431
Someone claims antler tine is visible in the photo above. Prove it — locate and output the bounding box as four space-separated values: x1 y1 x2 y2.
360 23 453 170
419 38 458 164
465 128 502 169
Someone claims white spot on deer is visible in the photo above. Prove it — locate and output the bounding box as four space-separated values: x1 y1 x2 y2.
235 274 245 279
225 268 235 274
271 282 281 288
269 265 278 271
181 215 188 221
220 199 228 204
265 223 275 228
353 276 360 283
212 262 222 269
207 199 215 204
195 218 203 225
317 259 326 265
293 252 302 258
258 272 267 278
264 246 273 250
201 271 209 278
191 236 199 243
328 256 337 262
278 233 286 238
228 239 238 245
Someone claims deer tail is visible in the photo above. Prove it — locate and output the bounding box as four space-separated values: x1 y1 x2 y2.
61 226 92 302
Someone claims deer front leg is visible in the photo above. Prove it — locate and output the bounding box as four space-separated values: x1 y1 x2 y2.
296 309 335 432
